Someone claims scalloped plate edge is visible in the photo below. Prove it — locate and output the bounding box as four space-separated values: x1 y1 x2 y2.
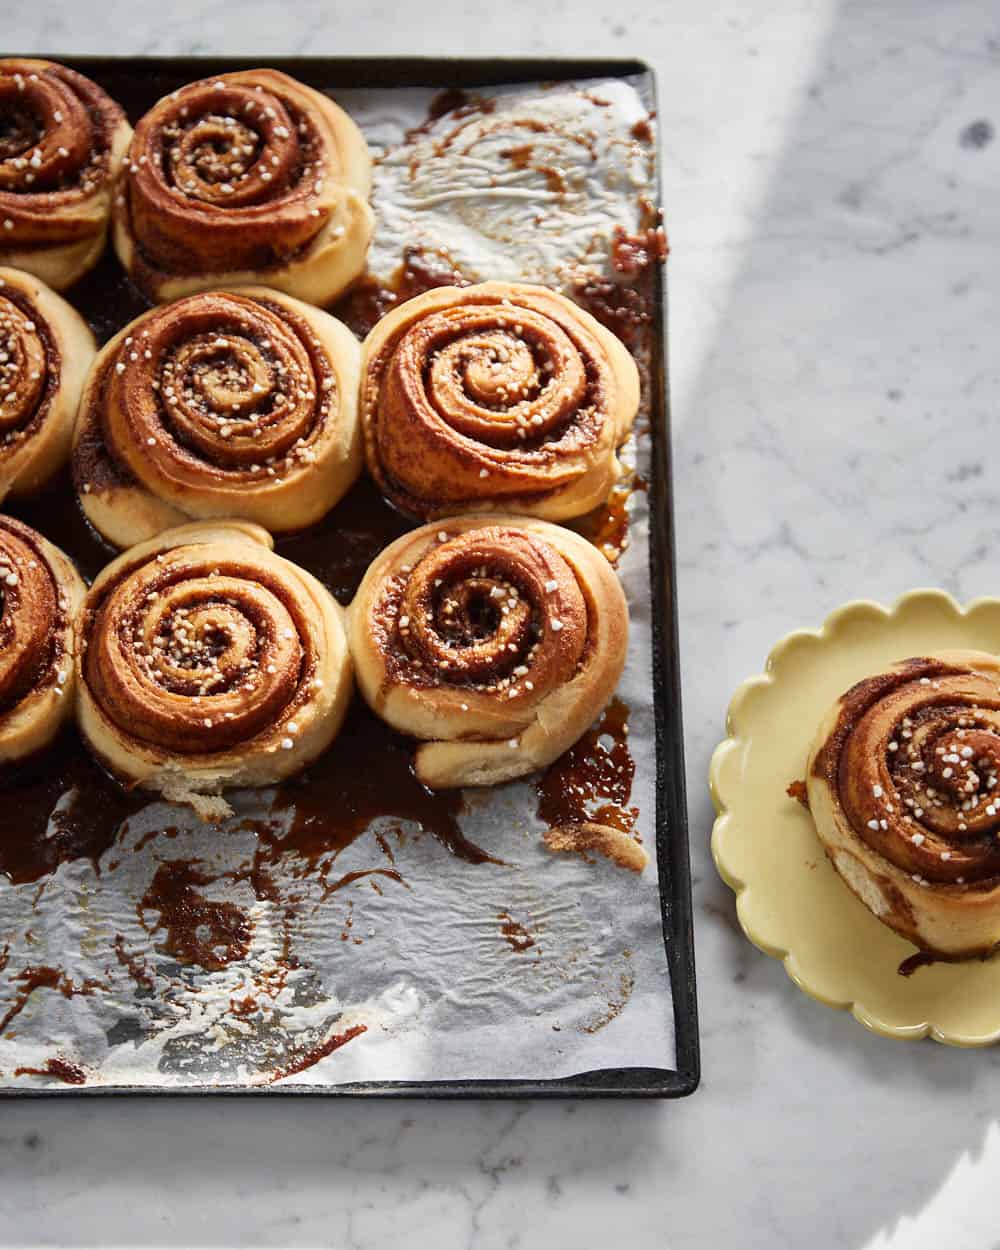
710 587 1000 1048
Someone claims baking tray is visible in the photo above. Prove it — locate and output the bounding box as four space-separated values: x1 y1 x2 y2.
0 55 698 1098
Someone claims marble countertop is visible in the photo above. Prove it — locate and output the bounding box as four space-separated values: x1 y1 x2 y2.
5 0 1000 1246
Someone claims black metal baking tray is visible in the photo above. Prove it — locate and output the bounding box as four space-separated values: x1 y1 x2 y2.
0 55 698 1099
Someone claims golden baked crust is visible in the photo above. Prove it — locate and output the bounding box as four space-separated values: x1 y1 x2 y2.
361 282 640 522
348 514 629 789
72 286 361 550
77 520 352 819
0 515 85 763
112 68 372 304
542 822 649 872
0 58 131 289
807 651 1000 957
0 266 95 501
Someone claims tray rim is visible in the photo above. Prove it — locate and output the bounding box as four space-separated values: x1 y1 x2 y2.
0 52 699 1101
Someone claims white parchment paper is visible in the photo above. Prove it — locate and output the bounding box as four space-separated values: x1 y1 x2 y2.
0 76 675 1089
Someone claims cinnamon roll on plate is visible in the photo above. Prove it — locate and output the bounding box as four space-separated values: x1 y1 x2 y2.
0 58 131 290
0 266 95 501
809 651 1000 959
348 515 628 790
77 521 352 820
0 515 85 763
72 286 362 550
112 68 373 304
361 282 640 523
711 590 1000 1045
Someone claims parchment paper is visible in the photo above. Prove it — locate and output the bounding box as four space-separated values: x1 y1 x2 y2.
0 76 676 1088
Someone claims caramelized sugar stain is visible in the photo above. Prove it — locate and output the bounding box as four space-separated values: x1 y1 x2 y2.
138 861 252 972
0 731 147 886
340 900 359 944
897 946 1000 977
573 271 653 352
64 247 150 347
611 218 668 276
0 701 495 1057
330 245 469 341
786 779 810 809
276 477 410 605
14 1056 86 1084
572 203 666 353
6 466 116 584
502 142 534 169
403 87 496 144
321 867 405 902
570 202 662 558
499 142 566 193
131 825 179 856
498 911 537 954
113 933 154 990
0 965 104 1036
264 1023 367 1084
898 950 938 978
574 469 647 564
537 696 637 839
254 697 498 878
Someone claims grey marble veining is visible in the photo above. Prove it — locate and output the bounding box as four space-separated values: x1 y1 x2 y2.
5 1 1000 1246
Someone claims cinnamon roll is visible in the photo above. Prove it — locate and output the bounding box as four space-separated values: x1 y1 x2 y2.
0 515 85 763
361 282 640 522
72 286 362 550
112 68 373 304
0 58 131 290
77 521 352 820
0 266 95 500
808 652 1000 958
348 516 628 789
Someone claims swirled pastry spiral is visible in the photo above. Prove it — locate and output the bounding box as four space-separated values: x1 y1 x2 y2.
0 58 131 290
0 515 85 763
112 68 373 304
72 286 362 550
348 516 628 789
361 282 640 522
808 652 1000 957
77 521 352 819
0 266 95 501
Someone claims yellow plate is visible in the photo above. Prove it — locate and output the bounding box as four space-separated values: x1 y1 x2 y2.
710 588 1000 1047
